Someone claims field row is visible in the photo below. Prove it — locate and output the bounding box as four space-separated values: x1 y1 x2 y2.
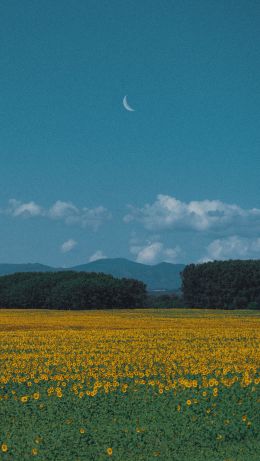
0 309 259 460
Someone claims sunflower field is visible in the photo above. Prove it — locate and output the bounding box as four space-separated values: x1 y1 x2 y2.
0 309 259 460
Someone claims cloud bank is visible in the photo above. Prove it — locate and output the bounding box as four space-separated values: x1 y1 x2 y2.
202 236 260 262
125 195 260 263
6 199 111 230
3 195 260 264
124 195 260 235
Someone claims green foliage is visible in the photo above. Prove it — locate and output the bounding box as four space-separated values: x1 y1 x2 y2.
146 293 184 309
0 385 259 460
182 260 260 309
0 272 147 309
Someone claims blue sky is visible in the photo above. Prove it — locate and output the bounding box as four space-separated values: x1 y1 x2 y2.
0 0 260 266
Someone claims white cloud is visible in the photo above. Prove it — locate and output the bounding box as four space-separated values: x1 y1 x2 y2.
48 200 110 229
60 239 77 253
7 199 43 217
201 235 260 261
49 201 78 220
124 195 260 235
134 242 163 264
5 199 111 230
89 250 107 262
130 240 182 264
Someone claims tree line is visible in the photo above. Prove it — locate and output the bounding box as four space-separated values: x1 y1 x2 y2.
1 260 260 310
0 272 147 309
181 260 260 309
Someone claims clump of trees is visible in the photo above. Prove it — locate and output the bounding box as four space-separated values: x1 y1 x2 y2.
0 272 147 309
182 260 260 309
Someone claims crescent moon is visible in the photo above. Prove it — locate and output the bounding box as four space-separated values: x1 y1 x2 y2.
123 95 135 112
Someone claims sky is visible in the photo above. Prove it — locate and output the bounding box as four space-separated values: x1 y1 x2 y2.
0 0 260 266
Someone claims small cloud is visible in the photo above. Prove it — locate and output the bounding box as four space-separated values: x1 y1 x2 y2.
135 242 163 264
130 240 182 264
60 239 77 253
89 250 107 262
48 201 111 229
7 199 43 217
201 235 260 261
49 201 78 220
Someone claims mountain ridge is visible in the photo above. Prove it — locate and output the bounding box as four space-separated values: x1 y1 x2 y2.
0 259 185 290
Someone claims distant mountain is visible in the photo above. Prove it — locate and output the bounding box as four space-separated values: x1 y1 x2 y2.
71 258 185 290
0 259 185 290
0 263 56 276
